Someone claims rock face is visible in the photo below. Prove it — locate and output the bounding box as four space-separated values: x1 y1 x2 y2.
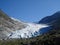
0 10 27 39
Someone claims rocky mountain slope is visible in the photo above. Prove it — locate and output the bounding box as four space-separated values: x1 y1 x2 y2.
0 10 27 39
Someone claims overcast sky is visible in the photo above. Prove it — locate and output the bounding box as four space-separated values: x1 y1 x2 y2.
0 0 60 22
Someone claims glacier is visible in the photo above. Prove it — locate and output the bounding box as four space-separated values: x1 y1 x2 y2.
6 17 50 39
8 23 49 38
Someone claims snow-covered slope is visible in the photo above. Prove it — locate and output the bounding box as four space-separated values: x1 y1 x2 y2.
8 22 49 38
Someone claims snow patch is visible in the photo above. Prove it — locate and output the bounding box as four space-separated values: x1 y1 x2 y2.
11 17 22 22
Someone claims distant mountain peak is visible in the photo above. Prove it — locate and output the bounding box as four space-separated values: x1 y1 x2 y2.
39 11 60 24
55 11 60 13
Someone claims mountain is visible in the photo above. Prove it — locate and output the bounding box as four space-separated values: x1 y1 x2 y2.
39 11 60 29
39 11 60 24
0 9 27 39
0 10 60 45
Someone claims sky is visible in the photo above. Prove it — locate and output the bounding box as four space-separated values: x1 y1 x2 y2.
0 0 60 22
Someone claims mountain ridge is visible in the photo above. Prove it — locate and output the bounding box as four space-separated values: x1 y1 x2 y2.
39 11 60 25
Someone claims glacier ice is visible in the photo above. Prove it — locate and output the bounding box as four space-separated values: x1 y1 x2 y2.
8 23 49 38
